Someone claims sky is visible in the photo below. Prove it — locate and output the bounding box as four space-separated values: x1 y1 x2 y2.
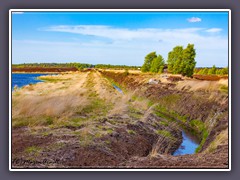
12 11 229 67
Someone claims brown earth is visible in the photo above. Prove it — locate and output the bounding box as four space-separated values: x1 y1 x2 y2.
193 74 228 81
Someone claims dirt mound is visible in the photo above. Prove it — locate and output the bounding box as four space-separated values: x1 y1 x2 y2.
123 144 228 168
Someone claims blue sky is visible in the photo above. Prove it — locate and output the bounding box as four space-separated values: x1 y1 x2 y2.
12 11 229 67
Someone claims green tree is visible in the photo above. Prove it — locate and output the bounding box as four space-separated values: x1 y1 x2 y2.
221 67 228 75
141 52 157 72
181 44 196 77
208 65 217 75
216 69 222 75
202 68 209 75
167 46 183 74
196 69 203 74
150 55 165 73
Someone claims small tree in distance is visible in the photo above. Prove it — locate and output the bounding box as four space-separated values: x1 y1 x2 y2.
208 65 217 75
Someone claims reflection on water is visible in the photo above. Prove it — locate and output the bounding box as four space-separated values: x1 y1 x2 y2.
173 130 200 156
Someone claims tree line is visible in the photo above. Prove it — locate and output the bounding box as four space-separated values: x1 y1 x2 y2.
12 63 141 71
94 64 141 70
195 65 228 75
141 44 196 77
12 63 91 70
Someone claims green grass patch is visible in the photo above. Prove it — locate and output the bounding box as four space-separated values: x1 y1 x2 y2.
190 119 205 132
156 130 175 141
106 128 114 134
127 129 136 135
46 116 54 125
159 121 169 126
105 140 111 145
80 99 109 116
147 100 154 107
220 85 228 93
12 117 30 128
38 77 70 83
25 146 42 156
89 91 98 97
79 132 94 147
195 130 209 153
154 104 189 123
128 106 143 119
131 95 138 101
42 131 51 136
12 116 56 128
64 117 89 127
155 110 175 122
159 94 181 107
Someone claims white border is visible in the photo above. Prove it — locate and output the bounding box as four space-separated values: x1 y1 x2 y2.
9 9 231 172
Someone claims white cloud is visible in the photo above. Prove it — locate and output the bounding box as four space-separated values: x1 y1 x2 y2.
205 28 222 33
187 17 202 23
42 25 203 41
13 25 228 67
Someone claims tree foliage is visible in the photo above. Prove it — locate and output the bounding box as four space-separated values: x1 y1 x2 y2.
195 66 228 75
167 44 196 77
150 55 165 73
208 65 217 75
141 52 157 72
95 64 140 70
181 44 196 77
167 46 183 74
12 63 141 71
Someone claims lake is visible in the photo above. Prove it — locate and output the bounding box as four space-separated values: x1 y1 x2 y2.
12 73 47 90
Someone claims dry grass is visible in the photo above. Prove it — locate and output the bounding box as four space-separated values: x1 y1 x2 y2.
204 129 228 153
101 69 141 74
12 70 146 129
12 72 92 127
176 79 228 92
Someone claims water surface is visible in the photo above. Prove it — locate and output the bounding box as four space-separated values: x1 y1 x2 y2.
173 130 200 156
12 73 47 90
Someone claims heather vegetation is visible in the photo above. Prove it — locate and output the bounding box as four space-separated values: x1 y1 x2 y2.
195 66 228 75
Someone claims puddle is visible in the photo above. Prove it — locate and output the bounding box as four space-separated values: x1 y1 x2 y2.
113 84 124 94
172 130 200 156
